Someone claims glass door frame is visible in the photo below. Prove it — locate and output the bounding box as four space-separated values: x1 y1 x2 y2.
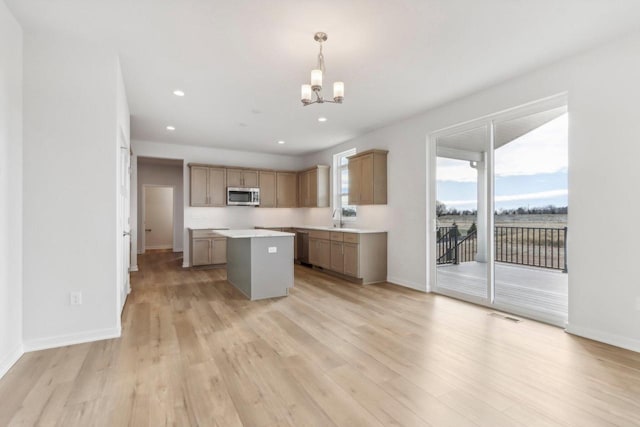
427 93 568 326
428 122 494 306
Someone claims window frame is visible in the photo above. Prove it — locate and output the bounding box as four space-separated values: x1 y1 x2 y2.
333 148 357 222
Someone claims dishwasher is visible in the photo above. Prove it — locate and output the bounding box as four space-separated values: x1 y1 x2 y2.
296 230 310 265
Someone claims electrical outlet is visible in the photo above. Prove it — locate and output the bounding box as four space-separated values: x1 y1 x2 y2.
70 292 82 305
268 246 277 254
635 297 640 311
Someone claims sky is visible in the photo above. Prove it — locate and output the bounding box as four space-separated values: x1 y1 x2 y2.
437 113 568 211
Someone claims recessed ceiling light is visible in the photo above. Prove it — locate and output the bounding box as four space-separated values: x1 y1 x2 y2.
318 117 327 122
173 90 185 97
166 126 176 131
277 140 285 145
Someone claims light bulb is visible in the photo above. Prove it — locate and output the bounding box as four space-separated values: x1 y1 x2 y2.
311 69 323 89
301 84 312 103
333 81 344 102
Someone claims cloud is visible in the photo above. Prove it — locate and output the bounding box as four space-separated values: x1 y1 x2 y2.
442 189 568 206
495 114 568 177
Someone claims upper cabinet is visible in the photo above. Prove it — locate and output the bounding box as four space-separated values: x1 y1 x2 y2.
298 165 330 208
348 149 388 205
259 171 276 208
227 168 258 187
276 172 297 207
189 163 328 209
190 165 226 207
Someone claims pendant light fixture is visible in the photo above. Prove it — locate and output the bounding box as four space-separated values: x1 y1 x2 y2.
301 32 344 106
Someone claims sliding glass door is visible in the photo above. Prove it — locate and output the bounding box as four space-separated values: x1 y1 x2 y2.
430 96 568 326
493 107 568 325
434 124 492 304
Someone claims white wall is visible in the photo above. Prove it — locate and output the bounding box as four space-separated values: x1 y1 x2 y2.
0 0 23 378
301 30 640 352
22 32 123 350
137 161 184 254
132 140 317 266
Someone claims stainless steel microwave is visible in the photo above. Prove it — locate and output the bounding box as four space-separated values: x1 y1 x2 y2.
227 187 260 206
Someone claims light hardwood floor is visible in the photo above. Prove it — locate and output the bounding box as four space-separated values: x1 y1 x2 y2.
1 252 640 426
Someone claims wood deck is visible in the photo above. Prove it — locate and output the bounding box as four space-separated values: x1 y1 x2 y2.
1 252 638 426
437 261 568 322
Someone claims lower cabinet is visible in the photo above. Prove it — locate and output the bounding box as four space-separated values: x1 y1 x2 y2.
343 243 360 277
303 230 386 284
329 241 359 277
330 241 344 273
309 237 331 269
189 229 227 266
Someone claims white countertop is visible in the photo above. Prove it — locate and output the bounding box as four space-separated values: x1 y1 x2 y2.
215 229 295 239
296 225 386 234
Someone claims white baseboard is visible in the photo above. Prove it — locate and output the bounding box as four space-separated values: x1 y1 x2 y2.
23 327 122 353
0 343 24 380
182 262 190 268
566 324 640 353
129 265 139 272
386 276 427 292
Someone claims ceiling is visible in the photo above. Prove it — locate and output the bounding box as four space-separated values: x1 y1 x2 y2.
437 106 567 152
7 1 640 155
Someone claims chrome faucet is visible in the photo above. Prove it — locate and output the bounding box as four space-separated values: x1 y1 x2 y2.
332 209 345 228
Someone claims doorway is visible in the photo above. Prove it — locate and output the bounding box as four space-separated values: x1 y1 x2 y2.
429 95 569 326
142 185 174 251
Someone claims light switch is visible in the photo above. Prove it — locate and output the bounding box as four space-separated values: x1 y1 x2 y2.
268 247 277 254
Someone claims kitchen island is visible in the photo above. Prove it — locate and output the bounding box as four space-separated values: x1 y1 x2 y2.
214 229 295 300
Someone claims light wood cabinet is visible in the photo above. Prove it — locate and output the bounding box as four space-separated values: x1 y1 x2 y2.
309 237 331 269
343 243 360 277
258 171 276 208
190 166 226 207
348 149 388 205
188 163 328 209
300 229 386 284
227 169 258 187
298 171 309 206
298 165 330 208
189 229 227 266
190 166 209 206
276 172 297 207
330 241 344 273
192 238 212 266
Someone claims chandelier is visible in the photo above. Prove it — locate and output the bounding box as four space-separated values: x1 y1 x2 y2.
300 32 344 106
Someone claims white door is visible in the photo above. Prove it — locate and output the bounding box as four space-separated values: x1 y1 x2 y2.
143 186 174 250
119 134 131 314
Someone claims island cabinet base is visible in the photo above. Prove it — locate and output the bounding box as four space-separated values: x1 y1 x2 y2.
226 235 294 300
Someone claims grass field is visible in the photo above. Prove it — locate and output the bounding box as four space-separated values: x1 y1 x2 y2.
438 213 567 235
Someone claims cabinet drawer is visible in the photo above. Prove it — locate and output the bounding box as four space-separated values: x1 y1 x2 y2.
330 232 343 241
343 233 360 243
309 230 331 240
